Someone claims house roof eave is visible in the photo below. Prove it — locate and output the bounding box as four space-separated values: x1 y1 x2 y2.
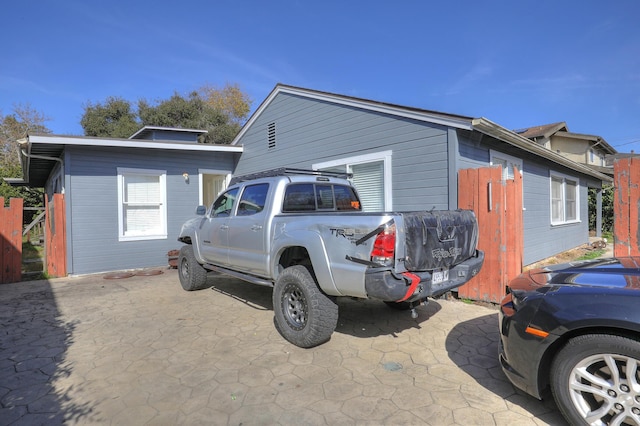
231 83 475 145
128 125 209 140
472 118 613 183
555 131 617 154
28 134 243 152
18 134 243 188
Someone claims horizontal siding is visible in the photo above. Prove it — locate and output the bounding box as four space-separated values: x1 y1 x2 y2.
522 161 590 265
458 133 591 265
66 146 234 275
237 92 597 265
235 93 451 211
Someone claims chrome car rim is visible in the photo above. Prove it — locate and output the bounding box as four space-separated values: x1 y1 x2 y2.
282 284 307 330
569 353 640 425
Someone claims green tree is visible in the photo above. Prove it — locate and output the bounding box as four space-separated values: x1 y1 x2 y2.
0 104 49 213
80 96 139 138
138 91 240 144
80 84 251 144
588 185 614 234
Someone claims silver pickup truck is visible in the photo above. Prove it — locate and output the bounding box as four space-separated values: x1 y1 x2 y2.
177 168 484 348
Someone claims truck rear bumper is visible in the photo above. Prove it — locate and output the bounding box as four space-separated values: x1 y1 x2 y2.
364 250 484 302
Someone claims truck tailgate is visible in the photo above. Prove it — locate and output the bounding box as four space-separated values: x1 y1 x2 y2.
402 210 479 271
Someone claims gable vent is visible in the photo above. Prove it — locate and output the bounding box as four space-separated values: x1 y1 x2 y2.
268 122 276 149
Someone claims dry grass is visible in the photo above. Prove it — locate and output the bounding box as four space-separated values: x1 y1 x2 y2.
524 244 606 271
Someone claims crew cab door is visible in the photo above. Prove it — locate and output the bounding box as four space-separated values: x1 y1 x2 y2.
200 187 239 266
226 183 270 276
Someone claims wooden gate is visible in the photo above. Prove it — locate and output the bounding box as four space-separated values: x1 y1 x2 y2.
614 156 640 257
0 197 23 284
45 193 67 277
457 167 523 302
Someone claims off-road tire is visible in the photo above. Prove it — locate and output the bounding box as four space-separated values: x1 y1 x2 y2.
550 334 640 426
178 245 208 291
273 265 338 348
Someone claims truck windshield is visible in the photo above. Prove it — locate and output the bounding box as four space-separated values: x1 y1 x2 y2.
283 184 361 212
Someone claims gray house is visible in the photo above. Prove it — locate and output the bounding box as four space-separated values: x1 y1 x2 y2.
14 127 242 275
231 84 612 266
12 85 613 276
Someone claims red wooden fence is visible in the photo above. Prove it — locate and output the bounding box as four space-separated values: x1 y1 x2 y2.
457 167 523 302
45 193 67 277
0 197 23 284
614 156 640 257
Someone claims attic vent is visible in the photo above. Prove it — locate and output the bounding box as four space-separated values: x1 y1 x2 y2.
268 122 276 149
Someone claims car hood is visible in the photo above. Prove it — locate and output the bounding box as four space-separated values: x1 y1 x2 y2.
522 257 640 290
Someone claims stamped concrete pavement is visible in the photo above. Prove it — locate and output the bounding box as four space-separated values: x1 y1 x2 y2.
0 268 566 425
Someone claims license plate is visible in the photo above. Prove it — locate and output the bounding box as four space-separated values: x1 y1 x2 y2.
432 269 449 284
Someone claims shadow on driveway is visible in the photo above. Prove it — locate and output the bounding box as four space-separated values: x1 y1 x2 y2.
0 280 95 424
446 311 568 425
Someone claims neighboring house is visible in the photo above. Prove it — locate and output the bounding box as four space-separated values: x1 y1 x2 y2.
516 122 617 176
231 84 613 266
11 127 242 275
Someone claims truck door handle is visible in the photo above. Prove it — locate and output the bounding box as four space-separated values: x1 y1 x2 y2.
251 225 263 231
220 225 229 230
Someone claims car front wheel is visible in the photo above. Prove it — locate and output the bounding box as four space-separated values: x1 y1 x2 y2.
178 245 208 291
273 265 338 348
550 334 640 426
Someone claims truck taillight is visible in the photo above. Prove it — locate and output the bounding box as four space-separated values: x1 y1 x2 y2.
371 224 396 266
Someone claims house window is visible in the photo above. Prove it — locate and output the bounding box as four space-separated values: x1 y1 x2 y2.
550 172 579 225
490 150 523 180
313 151 392 212
117 168 167 241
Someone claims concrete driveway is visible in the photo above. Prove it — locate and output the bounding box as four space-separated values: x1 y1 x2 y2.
0 268 566 425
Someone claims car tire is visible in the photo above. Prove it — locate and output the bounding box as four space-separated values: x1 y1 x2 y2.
178 245 208 291
550 333 640 425
273 265 338 348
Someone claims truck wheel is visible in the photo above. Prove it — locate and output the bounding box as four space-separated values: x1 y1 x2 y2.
273 265 338 348
178 245 208 291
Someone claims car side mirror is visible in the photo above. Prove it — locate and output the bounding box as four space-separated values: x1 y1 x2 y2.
195 205 207 215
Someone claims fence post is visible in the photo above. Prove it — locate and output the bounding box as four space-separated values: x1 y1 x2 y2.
1 197 24 284
614 157 640 256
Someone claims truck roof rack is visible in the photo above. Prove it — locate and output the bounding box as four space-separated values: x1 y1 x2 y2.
229 168 352 185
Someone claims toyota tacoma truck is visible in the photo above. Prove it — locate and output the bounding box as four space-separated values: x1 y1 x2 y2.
177 168 484 348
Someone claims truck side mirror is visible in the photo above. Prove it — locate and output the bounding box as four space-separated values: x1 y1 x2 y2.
195 205 207 215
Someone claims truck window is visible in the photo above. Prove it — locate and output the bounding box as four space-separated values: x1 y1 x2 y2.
316 185 335 210
211 188 239 217
283 183 361 212
335 185 361 211
237 183 269 216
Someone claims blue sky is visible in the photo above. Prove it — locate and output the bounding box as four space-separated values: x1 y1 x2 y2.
2 1 639 153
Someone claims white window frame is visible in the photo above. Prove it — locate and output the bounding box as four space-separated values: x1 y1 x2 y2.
313 150 393 211
490 150 523 180
117 167 167 241
550 171 580 226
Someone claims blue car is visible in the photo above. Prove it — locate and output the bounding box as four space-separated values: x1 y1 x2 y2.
499 257 640 425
